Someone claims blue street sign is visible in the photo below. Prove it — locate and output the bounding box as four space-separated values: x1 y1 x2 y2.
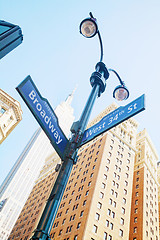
16 75 69 160
81 94 145 146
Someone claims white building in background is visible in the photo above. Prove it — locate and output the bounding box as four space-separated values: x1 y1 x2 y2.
0 91 75 240
0 89 22 144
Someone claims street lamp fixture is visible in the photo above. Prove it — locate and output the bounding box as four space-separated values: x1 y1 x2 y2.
113 85 129 101
108 68 129 101
79 17 98 38
80 12 103 62
80 12 129 101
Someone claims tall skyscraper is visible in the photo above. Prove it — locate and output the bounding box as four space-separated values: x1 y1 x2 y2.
0 91 75 240
0 89 22 144
129 129 159 240
9 103 139 240
49 104 138 240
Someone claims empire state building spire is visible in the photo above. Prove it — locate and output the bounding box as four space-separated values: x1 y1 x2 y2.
65 86 77 105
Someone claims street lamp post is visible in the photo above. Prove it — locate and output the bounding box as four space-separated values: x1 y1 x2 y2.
31 12 129 240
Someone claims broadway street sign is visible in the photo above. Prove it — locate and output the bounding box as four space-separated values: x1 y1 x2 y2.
80 94 145 146
16 75 69 160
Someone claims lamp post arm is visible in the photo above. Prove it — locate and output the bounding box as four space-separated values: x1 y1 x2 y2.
89 12 103 62
97 31 103 62
108 68 125 86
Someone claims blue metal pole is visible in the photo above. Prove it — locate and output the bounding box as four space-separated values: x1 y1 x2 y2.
31 84 101 240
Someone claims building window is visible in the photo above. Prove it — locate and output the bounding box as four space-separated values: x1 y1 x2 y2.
65 208 69 214
90 173 94 178
111 211 115 218
85 190 89 196
125 173 129 178
66 226 69 233
80 210 84 217
102 183 106 189
125 181 128 186
124 189 127 195
99 192 104 199
122 208 125 214
58 229 62 235
83 200 86 206
110 222 114 230
113 201 116 207
107 209 111 216
69 225 73 232
119 229 123 237
0 108 6 114
105 166 109 172
135 208 138 213
135 200 138 205
92 165 96 170
107 159 110 164
106 220 109 227
120 218 124 225
109 152 112 157
134 217 137 223
93 225 98 233
103 174 107 180
62 218 66 224
134 227 137 233
97 202 102 209
104 232 107 240
95 213 100 221
88 181 91 186
77 222 81 229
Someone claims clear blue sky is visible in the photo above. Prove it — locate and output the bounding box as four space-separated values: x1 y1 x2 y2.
1 0 160 185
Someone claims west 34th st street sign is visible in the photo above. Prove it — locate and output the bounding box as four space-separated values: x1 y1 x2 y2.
16 75 69 161
80 94 145 146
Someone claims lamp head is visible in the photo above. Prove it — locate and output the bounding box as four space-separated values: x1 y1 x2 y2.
79 17 98 38
113 85 129 101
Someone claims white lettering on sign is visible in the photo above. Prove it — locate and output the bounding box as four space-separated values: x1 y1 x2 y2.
29 90 62 145
128 103 137 113
86 122 106 138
